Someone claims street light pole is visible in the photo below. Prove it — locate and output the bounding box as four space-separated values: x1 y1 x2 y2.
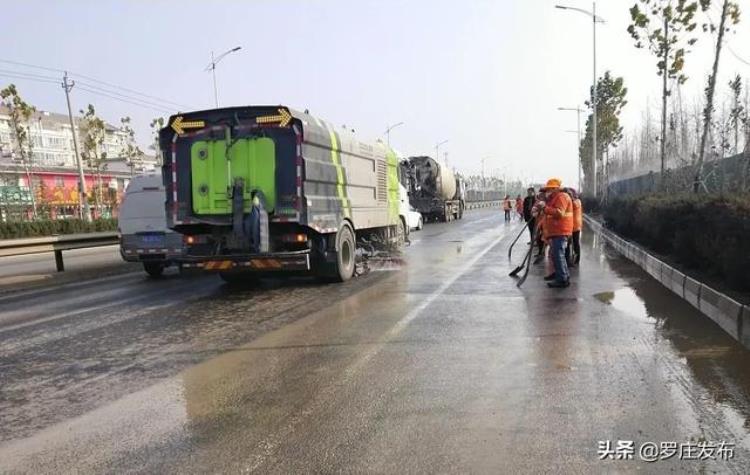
435 139 448 163
592 1 598 197
205 46 242 108
558 106 584 191
555 2 604 197
481 157 487 201
210 51 218 108
384 121 404 147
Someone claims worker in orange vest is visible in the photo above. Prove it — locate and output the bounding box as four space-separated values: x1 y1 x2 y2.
564 188 583 267
542 178 574 288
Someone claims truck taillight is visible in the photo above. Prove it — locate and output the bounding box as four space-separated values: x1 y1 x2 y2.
184 235 208 245
281 233 307 243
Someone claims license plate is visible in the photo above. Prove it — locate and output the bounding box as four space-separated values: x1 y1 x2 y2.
139 234 164 246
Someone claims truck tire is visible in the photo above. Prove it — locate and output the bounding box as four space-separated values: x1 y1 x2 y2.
316 225 356 282
143 262 165 278
396 218 406 248
333 225 356 282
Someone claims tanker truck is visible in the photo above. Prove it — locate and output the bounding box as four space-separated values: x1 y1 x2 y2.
159 105 406 283
401 156 465 222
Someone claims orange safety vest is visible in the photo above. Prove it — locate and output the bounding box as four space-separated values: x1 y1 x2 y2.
544 191 574 237
535 212 547 241
572 198 583 232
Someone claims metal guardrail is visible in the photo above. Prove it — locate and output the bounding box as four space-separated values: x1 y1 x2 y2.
0 232 119 272
0 203 501 272
465 200 501 210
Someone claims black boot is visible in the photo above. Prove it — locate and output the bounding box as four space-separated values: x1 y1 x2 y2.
544 273 556 281
547 280 570 288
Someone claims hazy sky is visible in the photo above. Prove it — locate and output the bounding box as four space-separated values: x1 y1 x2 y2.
2 0 749 188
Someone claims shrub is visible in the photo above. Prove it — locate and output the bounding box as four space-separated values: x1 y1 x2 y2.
0 218 118 240
601 193 750 292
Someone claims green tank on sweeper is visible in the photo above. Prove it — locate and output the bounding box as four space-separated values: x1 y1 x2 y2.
160 106 405 282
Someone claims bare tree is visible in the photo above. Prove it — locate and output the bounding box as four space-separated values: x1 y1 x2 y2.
694 0 741 191
628 0 708 183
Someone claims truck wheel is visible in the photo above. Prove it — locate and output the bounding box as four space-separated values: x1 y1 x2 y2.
333 225 356 282
318 225 356 282
143 262 165 278
396 218 406 248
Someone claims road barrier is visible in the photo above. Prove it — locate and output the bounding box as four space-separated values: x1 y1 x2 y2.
0 232 119 272
585 215 750 350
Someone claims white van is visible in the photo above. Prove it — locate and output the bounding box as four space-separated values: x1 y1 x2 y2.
399 184 423 231
119 174 184 277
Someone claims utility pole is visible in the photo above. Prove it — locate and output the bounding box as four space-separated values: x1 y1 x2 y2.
62 72 90 221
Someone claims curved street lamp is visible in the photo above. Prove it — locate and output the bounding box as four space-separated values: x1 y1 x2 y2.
435 139 448 163
555 3 605 196
204 46 242 108
384 122 404 147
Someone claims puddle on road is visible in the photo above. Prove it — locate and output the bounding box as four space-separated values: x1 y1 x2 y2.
680 346 732 358
593 288 649 321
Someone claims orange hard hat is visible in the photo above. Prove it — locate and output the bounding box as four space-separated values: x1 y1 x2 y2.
542 178 562 190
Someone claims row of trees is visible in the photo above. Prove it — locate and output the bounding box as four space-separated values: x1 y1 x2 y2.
607 75 749 184
0 83 165 220
579 0 744 196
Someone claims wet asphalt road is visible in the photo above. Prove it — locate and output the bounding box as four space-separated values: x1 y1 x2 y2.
1 208 750 473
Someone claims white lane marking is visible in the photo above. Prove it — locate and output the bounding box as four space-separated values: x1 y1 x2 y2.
343 225 514 379
243 224 517 472
0 286 189 335
0 301 182 356
0 271 143 304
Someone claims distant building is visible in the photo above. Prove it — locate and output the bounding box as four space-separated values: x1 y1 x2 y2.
0 105 160 220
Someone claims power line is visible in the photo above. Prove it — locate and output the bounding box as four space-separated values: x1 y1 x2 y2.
0 68 58 82
75 80 180 112
0 58 63 74
74 85 173 113
71 72 194 110
0 57 195 110
728 46 750 68
0 72 59 85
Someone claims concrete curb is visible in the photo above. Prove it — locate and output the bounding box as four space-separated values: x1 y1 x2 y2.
584 215 750 349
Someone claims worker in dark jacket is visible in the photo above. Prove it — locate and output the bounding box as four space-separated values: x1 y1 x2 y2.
522 187 536 243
